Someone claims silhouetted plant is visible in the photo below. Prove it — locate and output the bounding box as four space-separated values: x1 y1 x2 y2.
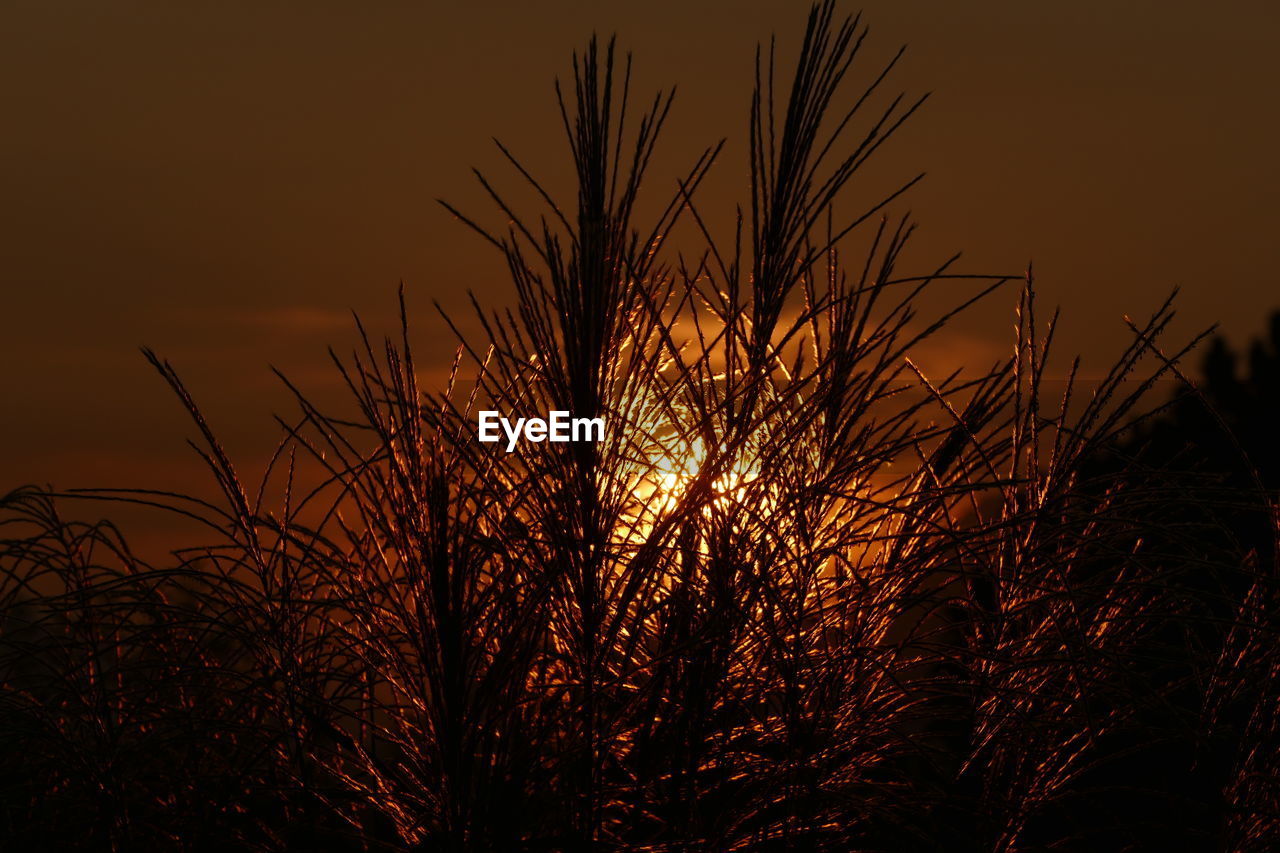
2 4 1277 851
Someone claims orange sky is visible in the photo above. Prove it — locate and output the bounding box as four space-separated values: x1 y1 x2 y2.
3 0 1279 534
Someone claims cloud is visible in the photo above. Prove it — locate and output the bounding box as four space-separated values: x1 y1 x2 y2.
233 306 354 333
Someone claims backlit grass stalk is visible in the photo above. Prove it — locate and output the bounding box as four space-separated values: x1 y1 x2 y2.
3 3 1278 850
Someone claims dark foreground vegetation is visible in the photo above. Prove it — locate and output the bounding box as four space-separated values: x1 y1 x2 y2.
3 5 1277 850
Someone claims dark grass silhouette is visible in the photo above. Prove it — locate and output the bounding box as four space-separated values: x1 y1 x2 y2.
3 4 1277 850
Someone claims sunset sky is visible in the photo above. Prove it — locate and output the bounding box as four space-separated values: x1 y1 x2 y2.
3 0 1278 518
